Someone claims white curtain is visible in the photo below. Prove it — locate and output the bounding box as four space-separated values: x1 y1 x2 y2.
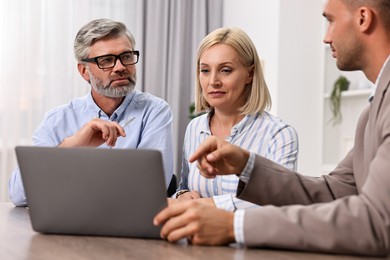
0 0 138 202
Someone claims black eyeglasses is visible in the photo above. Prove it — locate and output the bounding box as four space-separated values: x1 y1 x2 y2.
82 51 140 69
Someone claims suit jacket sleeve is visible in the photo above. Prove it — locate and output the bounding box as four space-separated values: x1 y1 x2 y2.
237 150 358 207
235 94 390 255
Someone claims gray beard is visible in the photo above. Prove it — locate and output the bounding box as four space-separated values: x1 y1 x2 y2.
88 69 136 98
91 82 135 97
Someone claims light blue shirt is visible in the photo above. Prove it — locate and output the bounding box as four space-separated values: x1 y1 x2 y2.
178 111 299 211
8 90 174 206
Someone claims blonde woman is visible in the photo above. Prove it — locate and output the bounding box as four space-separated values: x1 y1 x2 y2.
175 27 299 211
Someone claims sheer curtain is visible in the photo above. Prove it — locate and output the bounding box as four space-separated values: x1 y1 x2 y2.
0 0 138 202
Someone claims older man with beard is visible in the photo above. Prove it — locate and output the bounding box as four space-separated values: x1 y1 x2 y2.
8 19 174 206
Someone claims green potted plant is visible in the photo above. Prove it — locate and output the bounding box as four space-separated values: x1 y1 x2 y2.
329 75 350 125
189 102 196 119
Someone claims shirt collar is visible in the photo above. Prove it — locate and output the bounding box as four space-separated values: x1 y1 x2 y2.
375 54 390 87
370 54 390 103
86 90 136 120
199 112 212 136
199 111 259 138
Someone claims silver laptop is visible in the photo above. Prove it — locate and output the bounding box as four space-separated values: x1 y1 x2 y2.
15 146 167 239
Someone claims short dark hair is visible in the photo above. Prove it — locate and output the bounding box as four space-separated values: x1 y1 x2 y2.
342 0 390 31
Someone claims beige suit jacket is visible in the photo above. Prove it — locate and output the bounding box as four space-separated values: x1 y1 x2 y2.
237 60 390 256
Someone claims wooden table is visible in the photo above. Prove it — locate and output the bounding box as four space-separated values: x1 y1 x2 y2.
0 202 387 260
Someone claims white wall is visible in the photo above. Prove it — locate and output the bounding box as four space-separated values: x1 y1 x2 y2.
223 0 324 175
223 0 280 115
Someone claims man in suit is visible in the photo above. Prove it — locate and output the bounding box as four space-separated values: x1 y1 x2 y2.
154 0 390 256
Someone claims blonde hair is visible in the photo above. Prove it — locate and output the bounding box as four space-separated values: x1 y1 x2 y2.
195 27 271 115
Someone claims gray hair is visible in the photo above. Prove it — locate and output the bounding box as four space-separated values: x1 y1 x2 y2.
74 18 136 62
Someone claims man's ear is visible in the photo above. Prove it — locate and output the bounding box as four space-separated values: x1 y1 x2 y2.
77 63 90 82
356 7 374 33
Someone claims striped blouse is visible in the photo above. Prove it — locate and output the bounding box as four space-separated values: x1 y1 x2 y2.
178 111 299 211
